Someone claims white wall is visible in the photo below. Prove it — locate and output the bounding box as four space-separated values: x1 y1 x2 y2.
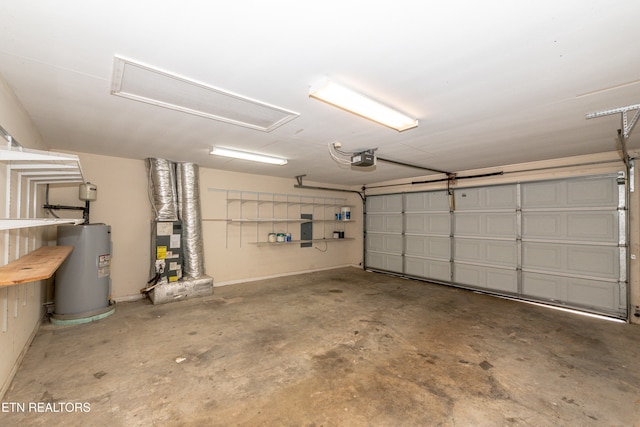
200 167 362 285
0 75 51 398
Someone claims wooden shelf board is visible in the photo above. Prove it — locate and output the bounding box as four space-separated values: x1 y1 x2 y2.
0 246 73 286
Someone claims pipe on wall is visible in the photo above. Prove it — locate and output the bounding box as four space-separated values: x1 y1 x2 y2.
145 158 178 221
177 162 205 279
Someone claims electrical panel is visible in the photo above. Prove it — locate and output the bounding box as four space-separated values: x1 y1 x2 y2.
300 213 312 248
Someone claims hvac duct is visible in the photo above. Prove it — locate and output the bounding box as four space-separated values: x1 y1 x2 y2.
145 158 179 221
177 162 205 278
144 158 213 304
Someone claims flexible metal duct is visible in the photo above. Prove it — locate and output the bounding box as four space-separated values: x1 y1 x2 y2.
177 162 205 278
145 158 178 221
149 276 213 304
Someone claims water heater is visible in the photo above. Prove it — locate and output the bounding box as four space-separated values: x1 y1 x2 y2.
52 224 114 324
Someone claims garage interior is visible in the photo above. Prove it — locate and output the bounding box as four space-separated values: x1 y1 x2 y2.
1 1 640 426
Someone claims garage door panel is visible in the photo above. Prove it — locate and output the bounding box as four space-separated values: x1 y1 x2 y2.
567 246 619 277
567 178 618 206
566 212 617 242
522 243 563 269
405 257 450 281
366 252 403 273
455 213 517 237
522 212 617 243
487 214 517 235
405 213 450 235
453 263 481 286
367 233 403 253
486 269 519 293
523 242 618 279
566 279 620 312
367 214 402 233
366 215 384 232
367 194 403 212
454 185 517 210
455 238 517 267
522 214 560 238
405 191 449 211
522 176 618 208
523 272 621 314
453 263 517 292
405 235 450 258
522 272 564 300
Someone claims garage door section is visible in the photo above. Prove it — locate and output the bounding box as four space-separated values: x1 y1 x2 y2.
365 194 403 273
404 191 451 282
364 174 628 319
452 185 519 294
520 175 626 317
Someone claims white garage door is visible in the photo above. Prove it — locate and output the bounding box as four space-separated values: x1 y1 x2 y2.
365 174 628 319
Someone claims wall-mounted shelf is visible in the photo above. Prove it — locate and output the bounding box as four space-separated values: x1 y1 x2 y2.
249 238 355 247
207 188 356 247
0 218 84 231
225 197 355 208
209 218 354 223
0 146 85 184
0 146 85 235
0 245 73 286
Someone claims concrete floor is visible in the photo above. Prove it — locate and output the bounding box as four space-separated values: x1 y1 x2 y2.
1 267 639 426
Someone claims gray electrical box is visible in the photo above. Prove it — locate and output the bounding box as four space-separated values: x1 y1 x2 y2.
300 213 312 248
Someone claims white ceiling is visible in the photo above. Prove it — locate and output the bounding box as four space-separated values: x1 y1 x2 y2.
1 1 639 186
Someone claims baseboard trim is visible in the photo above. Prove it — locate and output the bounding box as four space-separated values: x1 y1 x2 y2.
214 264 361 287
111 265 363 301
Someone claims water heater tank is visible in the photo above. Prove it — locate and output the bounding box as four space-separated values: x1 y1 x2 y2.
52 224 114 324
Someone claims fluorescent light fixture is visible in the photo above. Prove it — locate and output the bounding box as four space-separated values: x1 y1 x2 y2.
309 78 418 132
210 147 287 165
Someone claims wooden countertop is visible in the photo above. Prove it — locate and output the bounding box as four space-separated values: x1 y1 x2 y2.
0 246 73 286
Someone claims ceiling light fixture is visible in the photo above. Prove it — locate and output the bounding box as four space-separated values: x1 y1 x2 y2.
209 147 287 165
309 78 418 132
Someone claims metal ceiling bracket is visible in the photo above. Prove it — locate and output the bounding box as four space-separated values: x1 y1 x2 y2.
586 103 640 139
294 175 365 201
586 104 638 193
623 108 640 139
